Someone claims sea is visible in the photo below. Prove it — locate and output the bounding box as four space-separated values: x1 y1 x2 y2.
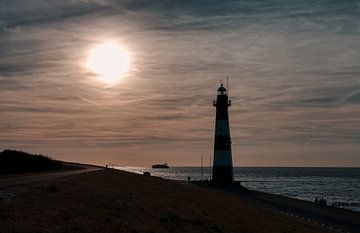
115 166 360 212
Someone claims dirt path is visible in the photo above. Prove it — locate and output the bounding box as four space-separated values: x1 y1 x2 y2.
0 166 101 189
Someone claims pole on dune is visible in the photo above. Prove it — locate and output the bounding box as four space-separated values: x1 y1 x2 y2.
201 156 203 181
209 155 212 181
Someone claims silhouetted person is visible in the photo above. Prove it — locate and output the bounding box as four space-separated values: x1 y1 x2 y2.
187 176 191 183
318 197 327 207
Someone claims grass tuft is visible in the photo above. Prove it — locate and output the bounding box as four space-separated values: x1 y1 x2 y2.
47 183 58 193
160 210 184 230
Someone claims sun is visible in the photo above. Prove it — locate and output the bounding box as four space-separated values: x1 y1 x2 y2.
87 41 130 83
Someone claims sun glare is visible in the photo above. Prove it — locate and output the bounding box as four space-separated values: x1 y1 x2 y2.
87 41 130 83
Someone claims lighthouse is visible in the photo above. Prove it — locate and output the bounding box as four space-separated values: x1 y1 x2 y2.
212 83 234 185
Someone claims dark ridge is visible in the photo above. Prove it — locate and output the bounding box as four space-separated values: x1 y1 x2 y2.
0 149 63 175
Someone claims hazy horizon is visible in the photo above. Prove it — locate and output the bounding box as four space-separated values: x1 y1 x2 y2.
1 0 359 167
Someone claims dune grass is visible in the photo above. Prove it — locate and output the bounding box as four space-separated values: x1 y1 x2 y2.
0 169 329 233
0 149 62 174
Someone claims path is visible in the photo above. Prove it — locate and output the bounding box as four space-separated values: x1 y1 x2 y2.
0 166 101 189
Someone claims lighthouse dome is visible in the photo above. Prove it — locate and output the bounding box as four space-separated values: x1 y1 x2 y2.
217 84 227 95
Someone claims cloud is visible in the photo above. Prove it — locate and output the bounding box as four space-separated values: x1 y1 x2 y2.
0 0 359 165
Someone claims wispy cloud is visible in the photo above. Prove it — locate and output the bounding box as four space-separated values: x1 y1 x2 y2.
0 0 359 166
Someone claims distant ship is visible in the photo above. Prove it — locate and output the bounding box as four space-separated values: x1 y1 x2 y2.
151 163 169 169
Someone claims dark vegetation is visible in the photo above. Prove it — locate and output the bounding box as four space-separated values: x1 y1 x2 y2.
0 149 63 175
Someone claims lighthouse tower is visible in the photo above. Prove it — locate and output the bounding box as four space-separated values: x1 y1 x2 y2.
212 83 234 185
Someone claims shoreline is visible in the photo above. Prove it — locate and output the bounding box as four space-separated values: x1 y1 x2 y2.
113 167 360 232
114 166 360 213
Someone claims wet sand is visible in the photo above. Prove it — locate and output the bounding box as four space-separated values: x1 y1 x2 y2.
0 168 358 233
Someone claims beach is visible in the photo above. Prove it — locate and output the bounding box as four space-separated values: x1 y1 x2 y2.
1 168 359 233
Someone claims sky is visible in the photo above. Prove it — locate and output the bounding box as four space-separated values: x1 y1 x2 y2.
0 0 359 167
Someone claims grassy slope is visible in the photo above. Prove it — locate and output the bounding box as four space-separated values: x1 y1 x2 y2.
0 150 84 175
0 169 329 233
0 150 63 174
